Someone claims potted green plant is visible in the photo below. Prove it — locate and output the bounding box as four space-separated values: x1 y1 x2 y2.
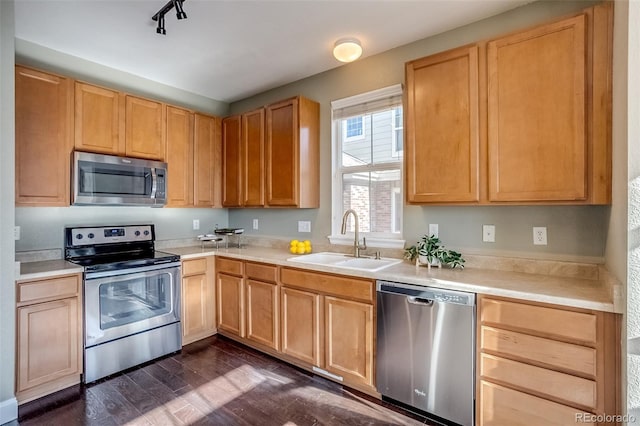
404 235 465 269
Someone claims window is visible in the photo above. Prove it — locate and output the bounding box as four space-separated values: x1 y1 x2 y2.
343 116 364 141
330 84 404 248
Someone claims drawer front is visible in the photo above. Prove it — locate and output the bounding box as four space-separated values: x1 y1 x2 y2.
481 298 597 344
216 257 243 276
480 353 596 409
245 262 277 283
481 326 596 377
17 274 80 304
479 381 593 425
182 258 208 276
280 267 373 303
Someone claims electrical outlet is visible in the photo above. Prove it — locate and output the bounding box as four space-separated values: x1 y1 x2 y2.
252 219 259 230
482 225 495 243
14 226 20 241
298 221 311 233
533 227 547 245
428 223 439 238
192 219 200 230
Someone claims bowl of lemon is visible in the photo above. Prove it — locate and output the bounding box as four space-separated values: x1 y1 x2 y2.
289 239 312 254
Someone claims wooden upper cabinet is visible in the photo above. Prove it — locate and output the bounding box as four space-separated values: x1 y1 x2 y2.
242 108 265 207
487 14 587 202
15 66 73 207
124 95 166 160
266 96 320 208
405 45 480 203
166 106 194 207
74 82 124 155
194 113 222 208
222 115 242 207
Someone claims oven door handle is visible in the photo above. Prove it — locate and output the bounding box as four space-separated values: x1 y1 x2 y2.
85 261 181 280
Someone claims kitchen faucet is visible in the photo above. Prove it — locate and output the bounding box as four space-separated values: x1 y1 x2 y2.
340 209 367 258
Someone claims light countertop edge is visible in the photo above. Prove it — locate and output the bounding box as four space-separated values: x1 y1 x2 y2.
17 259 84 281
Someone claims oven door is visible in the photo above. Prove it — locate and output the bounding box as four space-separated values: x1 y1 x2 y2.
84 263 180 348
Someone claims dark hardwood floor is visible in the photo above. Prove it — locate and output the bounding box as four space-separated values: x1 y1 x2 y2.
15 335 437 425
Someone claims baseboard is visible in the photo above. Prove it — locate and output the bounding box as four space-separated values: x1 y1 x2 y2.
0 397 18 425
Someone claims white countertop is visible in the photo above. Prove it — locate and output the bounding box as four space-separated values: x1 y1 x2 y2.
16 246 620 313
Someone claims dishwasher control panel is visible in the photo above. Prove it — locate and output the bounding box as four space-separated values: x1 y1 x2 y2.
377 280 476 306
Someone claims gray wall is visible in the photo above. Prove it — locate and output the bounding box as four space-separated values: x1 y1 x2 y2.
0 0 16 419
228 0 608 261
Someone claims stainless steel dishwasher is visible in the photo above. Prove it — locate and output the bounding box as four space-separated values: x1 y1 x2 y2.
376 280 476 426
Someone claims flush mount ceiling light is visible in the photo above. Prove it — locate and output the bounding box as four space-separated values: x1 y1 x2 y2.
152 0 187 35
333 38 363 63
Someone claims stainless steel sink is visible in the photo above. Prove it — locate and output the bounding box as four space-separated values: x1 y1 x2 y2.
287 252 403 272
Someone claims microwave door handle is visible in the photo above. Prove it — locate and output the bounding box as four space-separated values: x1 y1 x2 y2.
150 168 157 199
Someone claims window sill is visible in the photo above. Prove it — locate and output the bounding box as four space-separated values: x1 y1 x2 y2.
327 235 406 249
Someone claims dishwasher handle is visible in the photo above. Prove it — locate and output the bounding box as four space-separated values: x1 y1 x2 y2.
407 296 434 306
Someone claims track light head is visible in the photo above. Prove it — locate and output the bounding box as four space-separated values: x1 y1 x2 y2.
156 14 166 35
174 0 187 20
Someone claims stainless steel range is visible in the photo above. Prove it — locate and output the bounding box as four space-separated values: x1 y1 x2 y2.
65 224 181 383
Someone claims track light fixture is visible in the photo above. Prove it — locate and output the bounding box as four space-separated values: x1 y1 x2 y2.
152 0 187 35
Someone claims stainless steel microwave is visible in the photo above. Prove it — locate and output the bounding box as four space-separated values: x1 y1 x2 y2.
72 151 167 207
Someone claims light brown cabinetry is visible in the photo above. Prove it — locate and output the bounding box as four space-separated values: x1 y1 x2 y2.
405 45 480 203
215 257 245 337
280 267 375 390
74 82 123 155
194 113 222 207
15 66 73 207
124 95 166 160
222 96 319 208
245 262 279 350
166 106 194 207
405 3 612 205
16 273 82 404
181 257 216 345
477 295 620 425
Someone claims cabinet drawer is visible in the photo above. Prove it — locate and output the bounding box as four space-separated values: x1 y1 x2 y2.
480 353 596 409
481 326 596 377
280 268 373 303
17 274 80 305
479 381 592 425
216 257 243 276
182 258 208 276
246 262 277 283
481 298 596 344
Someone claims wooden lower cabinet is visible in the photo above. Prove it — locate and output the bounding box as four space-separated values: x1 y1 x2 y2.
16 273 82 404
324 296 373 387
280 286 321 366
216 272 244 337
181 257 216 345
477 295 620 425
246 278 279 350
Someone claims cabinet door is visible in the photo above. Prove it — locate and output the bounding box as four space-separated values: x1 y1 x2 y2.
266 98 298 206
324 296 373 386
242 109 265 206
222 115 242 207
125 95 166 160
166 106 194 207
405 45 480 203
182 257 216 345
15 66 73 206
281 287 321 366
17 298 80 392
194 113 222 207
246 279 278 350
487 14 587 202
74 82 124 155
216 272 244 337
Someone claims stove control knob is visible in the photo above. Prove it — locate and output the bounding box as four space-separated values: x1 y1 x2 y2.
75 233 83 240
135 231 141 237
144 230 150 236
88 233 95 239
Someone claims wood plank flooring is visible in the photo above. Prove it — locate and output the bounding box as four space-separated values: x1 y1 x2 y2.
16 335 436 425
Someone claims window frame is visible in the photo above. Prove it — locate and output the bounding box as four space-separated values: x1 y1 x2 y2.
329 84 405 249
391 107 403 157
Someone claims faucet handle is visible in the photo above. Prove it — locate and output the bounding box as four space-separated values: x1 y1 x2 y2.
360 237 367 250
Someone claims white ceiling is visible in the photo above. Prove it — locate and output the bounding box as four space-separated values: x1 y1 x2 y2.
14 0 530 103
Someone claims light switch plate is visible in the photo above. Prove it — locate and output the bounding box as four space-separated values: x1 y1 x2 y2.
253 219 259 230
192 219 200 230
482 225 495 243
298 221 311 233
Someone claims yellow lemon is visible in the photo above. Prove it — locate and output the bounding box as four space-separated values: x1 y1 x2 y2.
290 239 299 247
296 245 306 254
305 245 312 254
303 240 311 246
289 246 298 254
297 241 305 248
